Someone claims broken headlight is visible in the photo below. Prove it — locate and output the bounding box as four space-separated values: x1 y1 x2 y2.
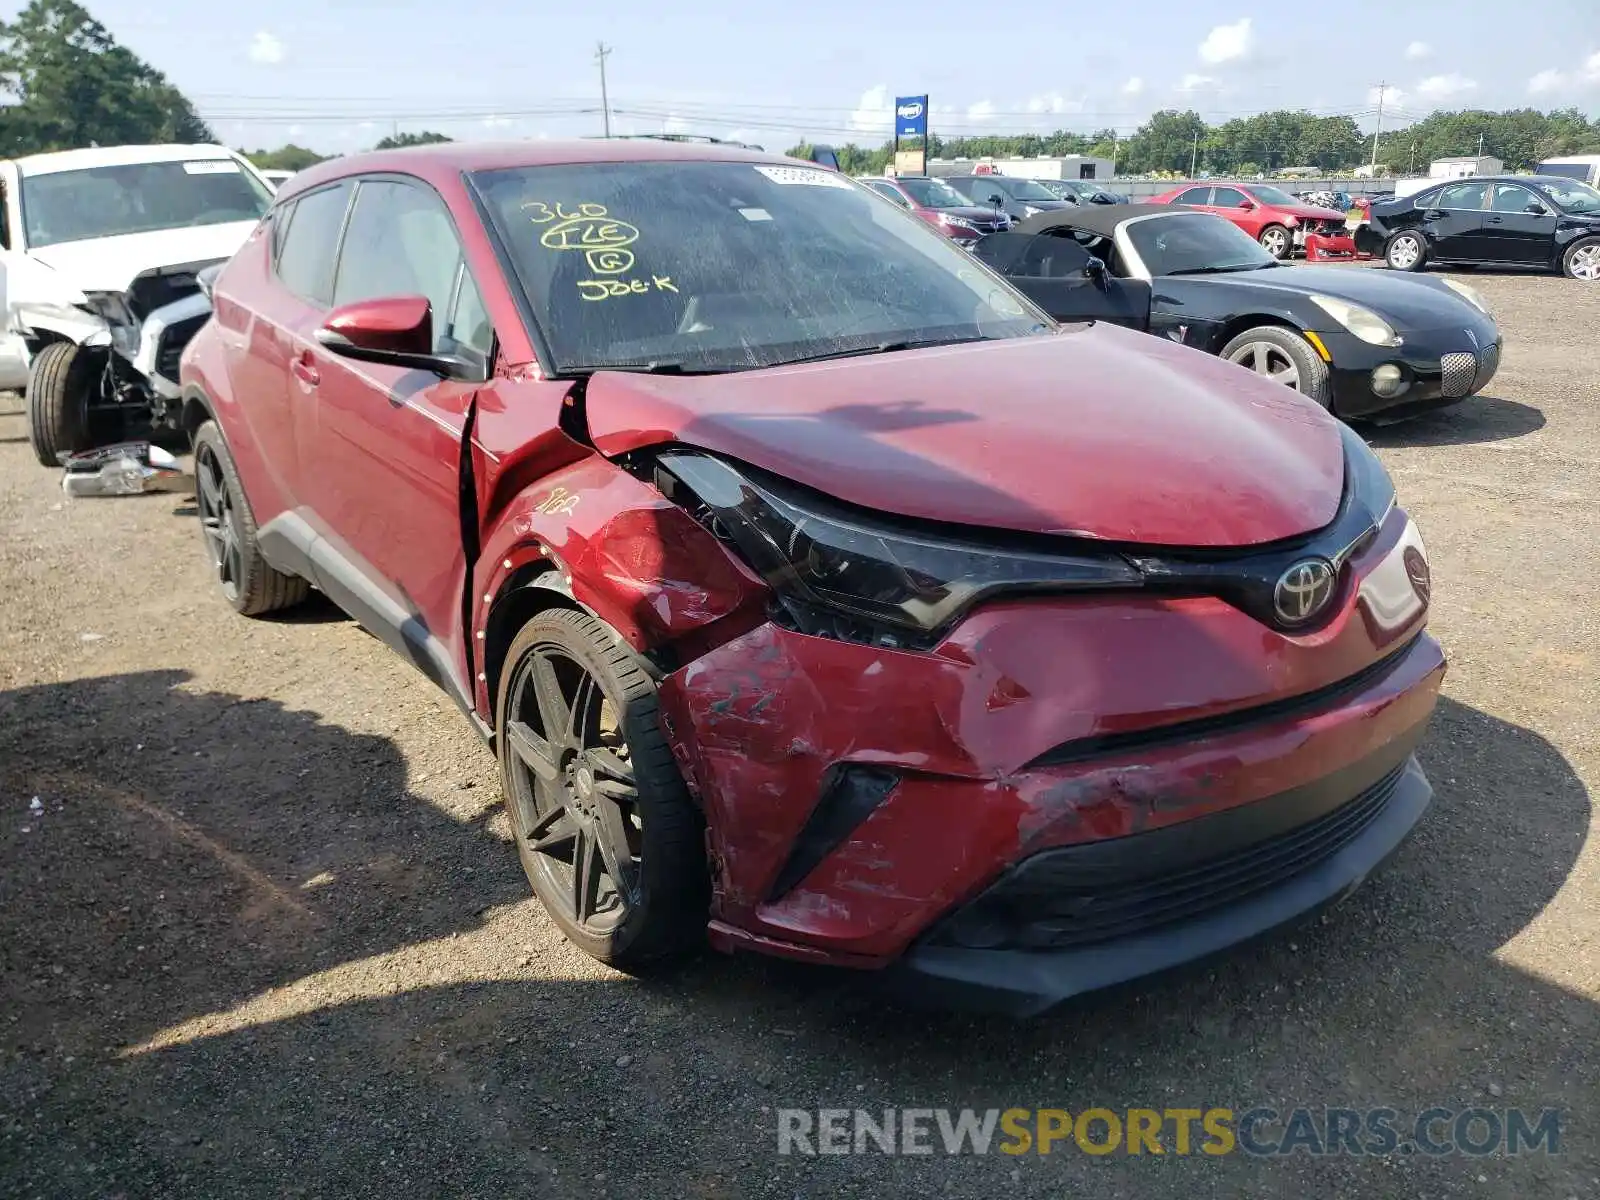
79 291 138 329
657 452 1142 647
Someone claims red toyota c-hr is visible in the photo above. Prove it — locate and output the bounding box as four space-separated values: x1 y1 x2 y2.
179 141 1444 1015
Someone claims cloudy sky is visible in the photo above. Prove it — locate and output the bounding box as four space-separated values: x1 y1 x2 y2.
15 0 1599 151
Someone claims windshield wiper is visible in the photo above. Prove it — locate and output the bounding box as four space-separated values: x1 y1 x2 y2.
768 334 992 367
577 360 741 376
1165 264 1260 276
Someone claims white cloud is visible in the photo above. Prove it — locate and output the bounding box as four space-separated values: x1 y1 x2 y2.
481 114 515 129
662 113 692 134
247 31 284 65
288 124 304 137
966 100 997 123
1404 41 1431 61
1588 50 1600 81
1177 73 1218 92
1528 68 1566 95
1027 92 1066 115
847 85 894 135
1415 73 1477 100
1198 18 1254 66
1368 83 1406 108
1121 76 1144 96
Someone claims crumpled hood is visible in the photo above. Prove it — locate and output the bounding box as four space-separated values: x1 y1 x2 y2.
21 221 258 295
586 326 1346 548
1281 203 1349 222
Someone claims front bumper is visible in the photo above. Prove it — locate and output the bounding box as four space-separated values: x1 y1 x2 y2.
658 509 1443 994
1320 317 1504 421
884 750 1431 1016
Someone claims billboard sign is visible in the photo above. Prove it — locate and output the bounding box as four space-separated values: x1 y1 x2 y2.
895 95 929 139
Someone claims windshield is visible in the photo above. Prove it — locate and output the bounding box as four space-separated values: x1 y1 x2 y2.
1534 162 1594 182
1125 212 1278 276
473 161 1047 374
1248 185 1302 206
898 177 972 208
20 158 273 248
992 177 1059 202
1536 178 1600 213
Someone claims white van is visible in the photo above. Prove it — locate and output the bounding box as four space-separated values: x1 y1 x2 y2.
1534 155 1600 187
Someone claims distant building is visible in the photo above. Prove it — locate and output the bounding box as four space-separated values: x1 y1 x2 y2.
1428 155 1504 179
925 154 1117 181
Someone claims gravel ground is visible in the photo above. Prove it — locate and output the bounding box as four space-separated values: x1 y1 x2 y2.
2 269 1596 1199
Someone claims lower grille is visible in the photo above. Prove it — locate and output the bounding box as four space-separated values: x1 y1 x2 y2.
1472 342 1500 393
154 313 209 382
1439 351 1478 398
933 763 1406 952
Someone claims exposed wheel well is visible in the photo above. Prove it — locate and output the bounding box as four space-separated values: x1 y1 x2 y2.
181 391 214 438
482 567 582 715
22 329 72 358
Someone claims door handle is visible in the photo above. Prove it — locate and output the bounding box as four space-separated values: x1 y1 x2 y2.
291 355 320 387
1486 216 1504 224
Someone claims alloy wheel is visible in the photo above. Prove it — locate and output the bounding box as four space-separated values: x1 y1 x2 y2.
1261 227 1289 257
196 442 243 603
503 644 643 934
1225 339 1303 390
1570 243 1600 280
1388 235 1422 269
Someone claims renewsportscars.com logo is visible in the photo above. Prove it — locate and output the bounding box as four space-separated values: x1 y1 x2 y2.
776 1107 1563 1158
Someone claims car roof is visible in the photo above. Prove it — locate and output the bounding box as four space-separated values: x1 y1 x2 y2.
1011 202 1206 237
13 143 241 177
277 138 807 200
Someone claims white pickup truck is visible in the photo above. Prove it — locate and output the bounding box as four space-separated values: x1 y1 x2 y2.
0 143 274 464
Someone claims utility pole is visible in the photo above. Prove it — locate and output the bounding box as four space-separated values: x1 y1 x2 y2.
1190 130 1199 178
1410 139 1417 173
1370 82 1386 172
1477 131 1485 157
595 42 612 138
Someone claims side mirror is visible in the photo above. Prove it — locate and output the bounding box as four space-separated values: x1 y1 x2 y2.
988 193 1005 208
1083 256 1110 289
315 295 480 380
1238 199 1255 209
1525 201 1549 215
196 263 223 302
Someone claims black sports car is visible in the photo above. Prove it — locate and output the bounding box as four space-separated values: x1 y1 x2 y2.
973 204 1504 422
1355 174 1600 278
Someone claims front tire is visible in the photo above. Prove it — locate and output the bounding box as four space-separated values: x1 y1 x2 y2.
1258 224 1292 259
191 420 309 616
1562 237 1600 280
1385 231 1427 272
25 340 95 466
1220 326 1333 409
496 608 707 969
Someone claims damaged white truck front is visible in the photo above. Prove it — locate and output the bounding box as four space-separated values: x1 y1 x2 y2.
0 144 273 465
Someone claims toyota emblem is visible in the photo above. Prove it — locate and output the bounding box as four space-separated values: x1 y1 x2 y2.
1273 558 1337 625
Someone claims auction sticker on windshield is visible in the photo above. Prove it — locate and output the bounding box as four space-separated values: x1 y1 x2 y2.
183 161 241 174
753 166 853 189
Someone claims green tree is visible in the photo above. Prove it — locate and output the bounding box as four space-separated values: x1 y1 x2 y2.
374 130 453 150
0 0 212 155
244 143 328 171
1119 110 1209 174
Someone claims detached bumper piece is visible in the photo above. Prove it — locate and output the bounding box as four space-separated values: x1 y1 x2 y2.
1303 231 1370 262
882 747 1433 1017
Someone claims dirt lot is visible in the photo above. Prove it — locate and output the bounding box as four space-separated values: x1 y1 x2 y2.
1 270 1596 1199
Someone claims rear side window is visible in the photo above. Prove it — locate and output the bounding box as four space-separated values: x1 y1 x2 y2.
1174 187 1211 205
866 182 910 208
1436 182 1487 210
275 181 352 305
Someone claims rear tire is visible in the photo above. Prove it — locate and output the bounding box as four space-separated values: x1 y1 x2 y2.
1561 236 1600 280
192 420 308 616
1220 326 1333 409
496 608 707 969
25 340 95 466
1258 224 1292 259
1385 231 1427 272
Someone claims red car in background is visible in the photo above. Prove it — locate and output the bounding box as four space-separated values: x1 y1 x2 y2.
861 175 1013 244
178 140 1443 1015
1150 181 1353 259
